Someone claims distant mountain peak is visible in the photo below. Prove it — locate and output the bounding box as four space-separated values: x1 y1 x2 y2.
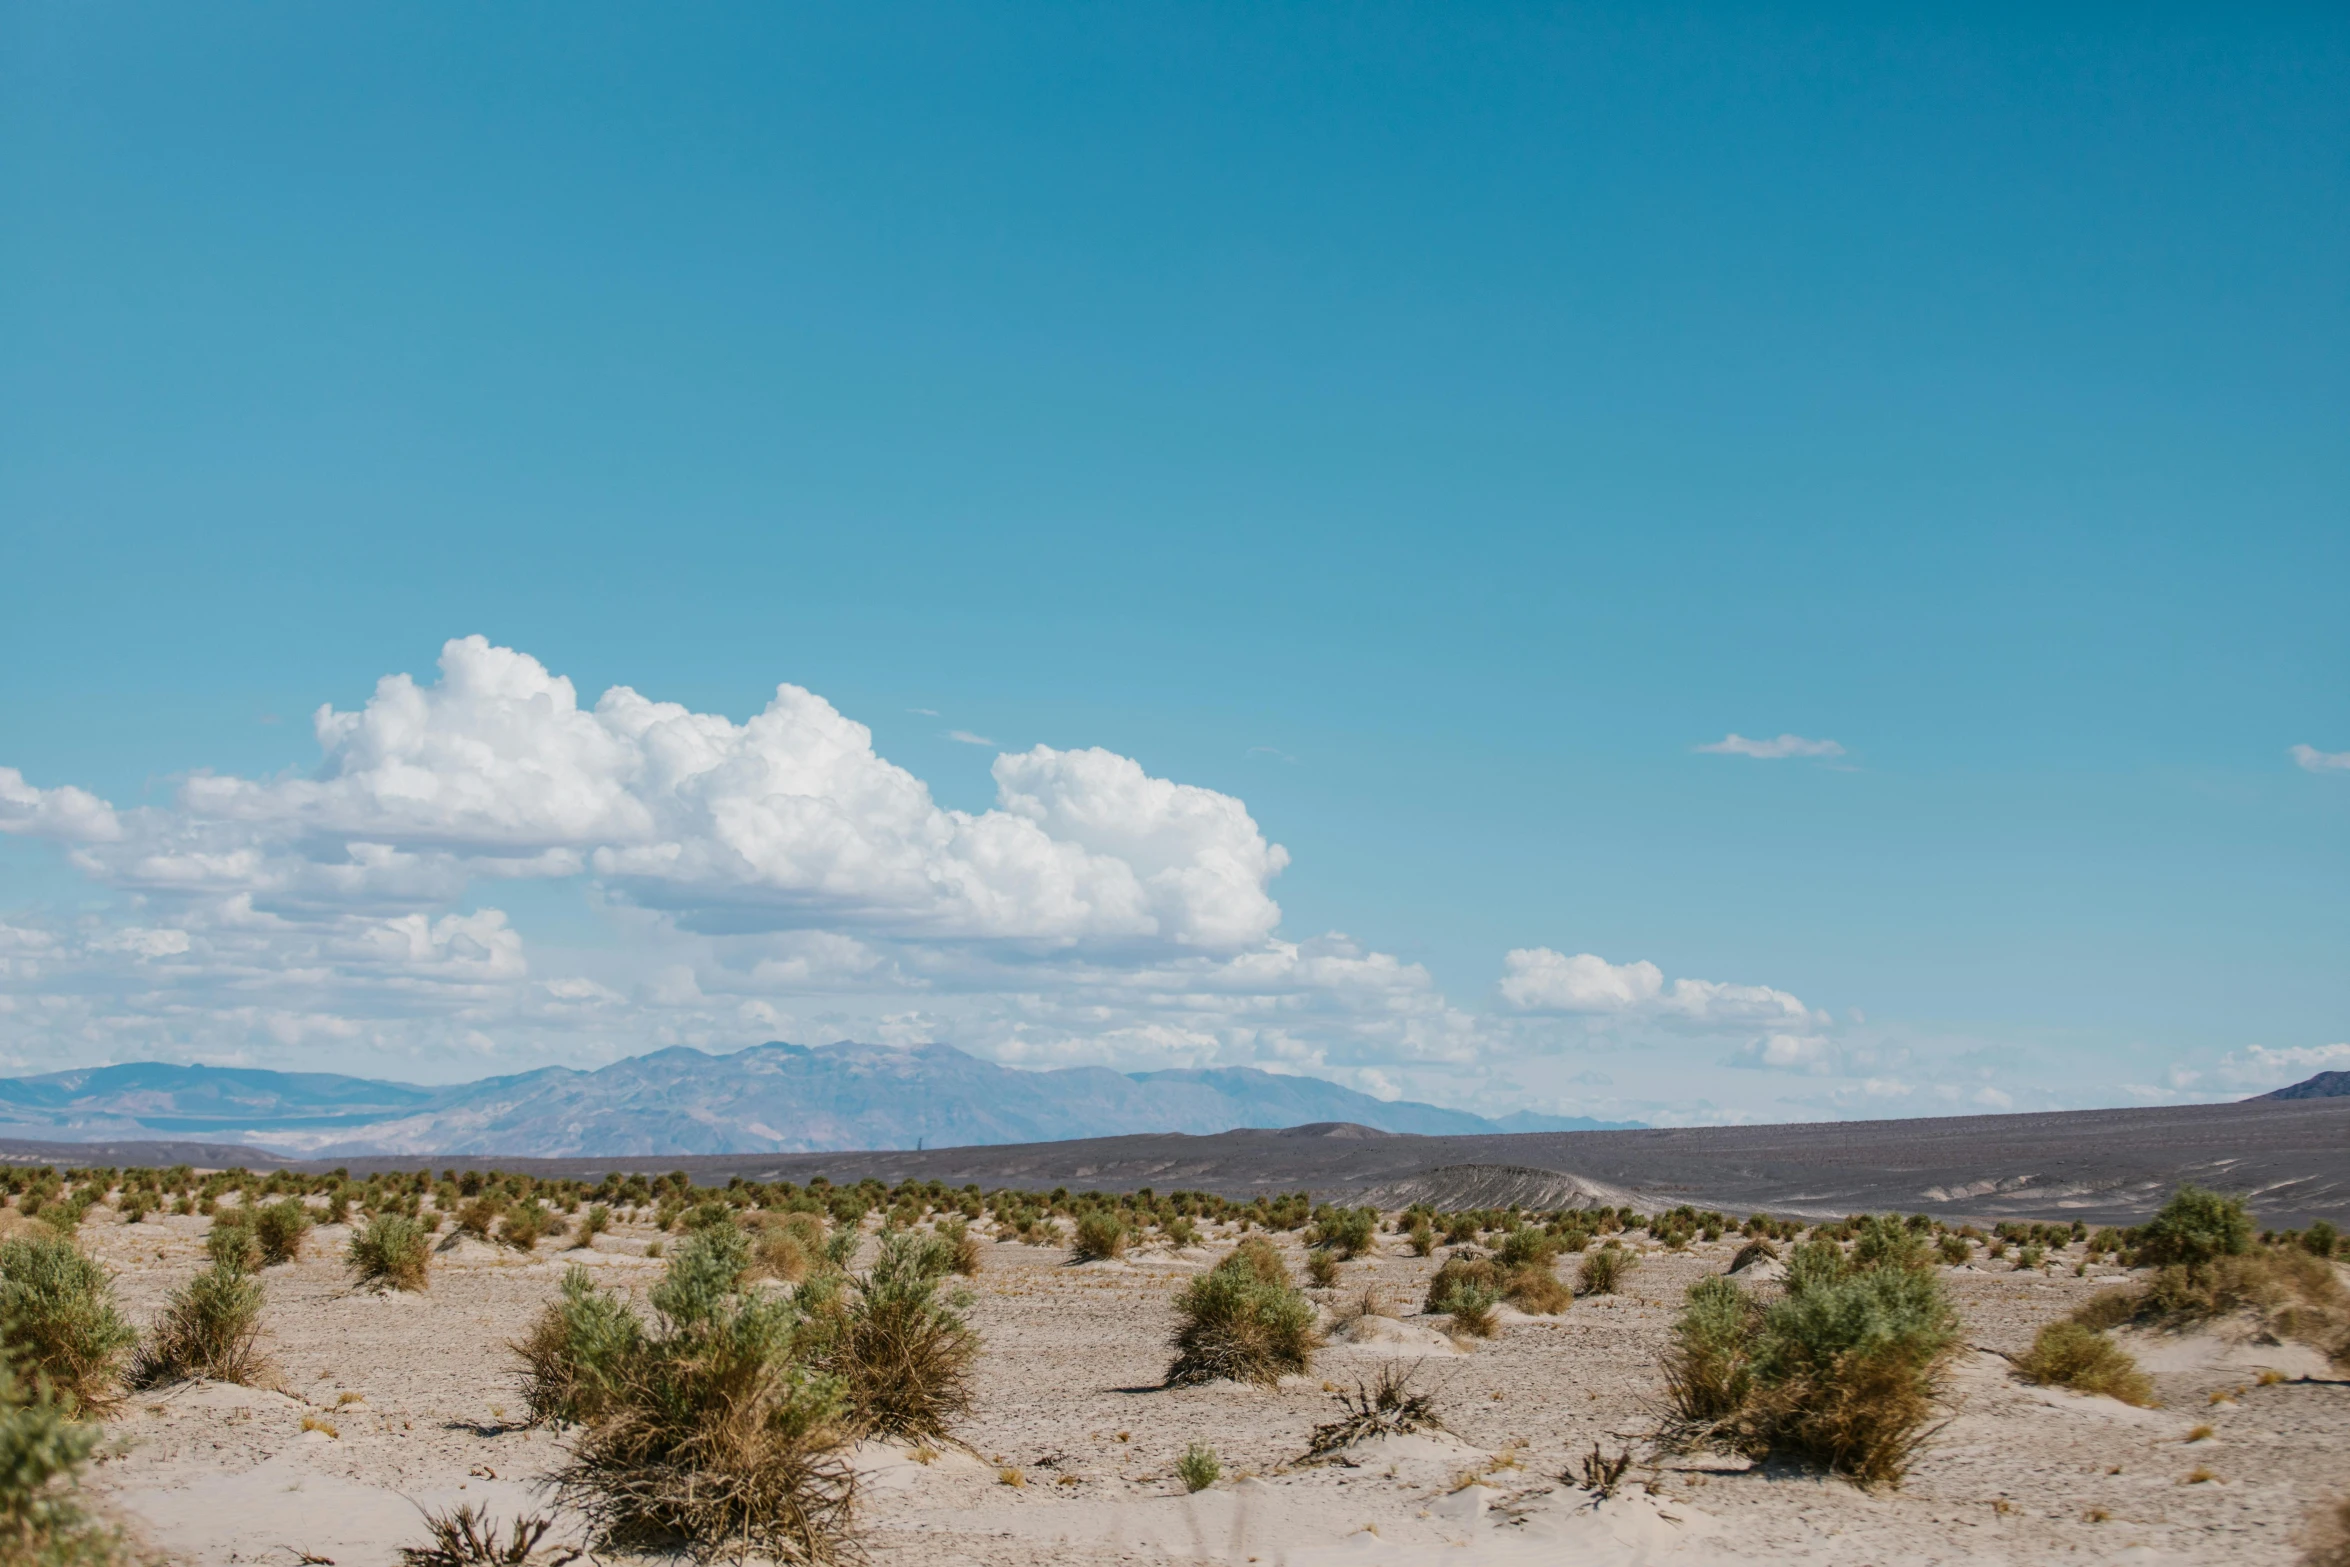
0 1041 1642 1157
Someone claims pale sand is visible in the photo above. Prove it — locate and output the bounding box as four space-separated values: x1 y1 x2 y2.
71 1209 2349 1565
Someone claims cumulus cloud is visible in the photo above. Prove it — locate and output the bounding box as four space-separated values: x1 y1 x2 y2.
2291 744 2350 774
1499 948 1817 1027
36 637 1287 951
1694 734 1845 760
0 637 1848 1122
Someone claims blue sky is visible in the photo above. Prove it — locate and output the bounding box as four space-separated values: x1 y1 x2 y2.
2 3 2344 1122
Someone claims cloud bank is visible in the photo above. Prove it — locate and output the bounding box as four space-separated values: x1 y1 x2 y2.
1 635 2198 1124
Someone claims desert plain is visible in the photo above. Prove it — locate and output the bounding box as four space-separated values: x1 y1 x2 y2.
45 1191 2347 1567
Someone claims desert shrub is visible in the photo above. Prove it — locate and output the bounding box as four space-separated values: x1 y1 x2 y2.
1730 1239 1779 1273
348 1213 432 1292
1405 1218 1435 1257
252 1199 313 1266
1850 1215 1931 1275
1494 1228 1559 1272
826 1230 976 1442
1304 1249 1340 1289
1166 1242 1319 1387
1504 1263 1572 1315
397 1503 575 1566
2096 1247 2350 1368
2016 1244 2045 1271
571 1206 611 1251
1163 1216 1199 1248
322 1190 351 1227
2137 1185 2252 1272
130 1263 268 1389
205 1215 262 1274
1423 1254 1496 1316
1175 1443 1220 1493
2302 1221 2340 1260
938 1220 981 1277
0 1238 134 1415
1663 1245 1958 1488
1310 1208 1376 1261
1665 1275 1762 1427
1423 1255 1501 1335
0 1365 125 1566
1577 1245 1636 1296
2015 1321 2152 1406
548 1225 856 1564
1305 1364 1443 1458
501 1205 564 1252
1936 1235 1970 1265
2302 1494 2350 1567
1440 1213 1479 1246
515 1265 645 1428
1748 1257 1956 1485
456 1198 502 1241
1071 1212 1127 1263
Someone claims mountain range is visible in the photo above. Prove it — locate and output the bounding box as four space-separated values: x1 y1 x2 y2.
0 1041 1635 1157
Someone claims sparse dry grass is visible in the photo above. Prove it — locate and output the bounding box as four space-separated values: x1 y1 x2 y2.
1305 1364 1444 1460
398 1504 581 1566
1578 1245 1636 1297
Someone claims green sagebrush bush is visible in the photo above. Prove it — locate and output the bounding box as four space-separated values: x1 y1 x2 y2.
348 1213 433 1292
0 1237 135 1415
1309 1208 1376 1261
1422 1256 1501 1336
130 1263 269 1389
2014 1321 2152 1406
528 1224 857 1565
2135 1185 2252 1272
205 1213 262 1274
1166 1237 1319 1388
1664 1217 1958 1488
0 1364 125 1566
821 1230 977 1442
251 1199 312 1266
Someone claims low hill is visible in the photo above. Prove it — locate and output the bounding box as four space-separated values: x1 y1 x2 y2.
0 1042 1633 1155
2263 1070 2350 1100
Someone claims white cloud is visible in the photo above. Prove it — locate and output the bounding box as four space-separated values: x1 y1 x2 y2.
0 638 1863 1123
945 730 994 747
2211 1042 2350 1090
2290 744 2350 773
1736 1033 1833 1073
1694 733 1845 760
1499 948 1817 1027
39 637 1286 952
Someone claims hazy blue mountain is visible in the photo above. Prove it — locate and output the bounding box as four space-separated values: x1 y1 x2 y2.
0 1042 1638 1156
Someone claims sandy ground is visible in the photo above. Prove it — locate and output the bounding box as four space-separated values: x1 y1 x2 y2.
72 1208 2349 1566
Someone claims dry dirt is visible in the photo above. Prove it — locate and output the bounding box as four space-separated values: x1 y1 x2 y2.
72 1206 2350 1566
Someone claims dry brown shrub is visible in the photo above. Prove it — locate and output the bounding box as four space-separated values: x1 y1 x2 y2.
2079 1248 2350 1368
2015 1321 2153 1406
398 1503 581 1566
1304 1364 1444 1459
130 1262 270 1388
1503 1264 1572 1315
2301 1494 2350 1567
